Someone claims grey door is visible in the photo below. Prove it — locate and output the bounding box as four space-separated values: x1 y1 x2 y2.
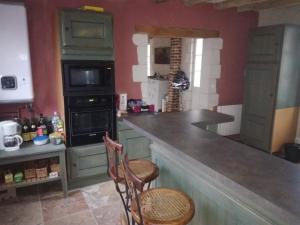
240 64 278 152
247 26 283 63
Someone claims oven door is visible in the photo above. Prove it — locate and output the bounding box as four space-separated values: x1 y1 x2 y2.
69 107 113 146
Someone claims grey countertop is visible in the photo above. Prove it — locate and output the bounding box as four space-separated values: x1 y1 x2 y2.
0 142 66 160
123 110 300 224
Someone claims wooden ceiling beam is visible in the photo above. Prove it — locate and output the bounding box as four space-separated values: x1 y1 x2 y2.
153 0 168 3
135 25 220 38
183 0 208 6
216 0 269 9
238 0 300 11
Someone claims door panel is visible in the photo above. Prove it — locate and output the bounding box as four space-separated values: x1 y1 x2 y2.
241 64 278 151
247 26 283 63
60 10 113 59
68 143 107 180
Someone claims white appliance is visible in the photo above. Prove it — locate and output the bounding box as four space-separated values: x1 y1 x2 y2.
147 79 168 112
0 120 23 151
0 2 34 103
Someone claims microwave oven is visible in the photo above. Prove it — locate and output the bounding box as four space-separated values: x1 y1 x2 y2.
62 60 114 95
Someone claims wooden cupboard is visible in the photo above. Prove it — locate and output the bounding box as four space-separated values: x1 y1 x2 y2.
241 25 300 153
67 121 151 181
60 9 114 60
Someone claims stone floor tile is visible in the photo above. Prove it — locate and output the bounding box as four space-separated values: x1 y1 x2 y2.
0 186 39 207
0 201 43 225
92 200 123 225
39 181 63 200
81 181 121 209
41 190 88 222
44 210 97 225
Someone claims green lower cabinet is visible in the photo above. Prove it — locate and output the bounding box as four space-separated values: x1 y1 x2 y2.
117 121 151 160
67 143 107 180
151 146 274 225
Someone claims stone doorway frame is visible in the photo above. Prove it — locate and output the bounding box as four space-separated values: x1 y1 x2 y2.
132 25 223 110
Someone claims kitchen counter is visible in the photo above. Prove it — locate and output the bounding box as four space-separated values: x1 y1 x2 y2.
123 110 300 225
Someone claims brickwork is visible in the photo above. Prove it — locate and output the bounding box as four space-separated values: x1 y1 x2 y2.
167 38 182 112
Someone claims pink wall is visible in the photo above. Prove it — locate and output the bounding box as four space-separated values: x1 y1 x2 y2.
0 0 257 118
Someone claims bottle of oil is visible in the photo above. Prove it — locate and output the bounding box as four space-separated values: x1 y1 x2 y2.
38 113 48 135
21 118 31 142
29 118 37 140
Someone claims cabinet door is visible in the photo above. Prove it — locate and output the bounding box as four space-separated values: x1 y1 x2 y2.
240 64 278 152
61 10 113 59
247 26 283 63
68 143 107 180
118 125 151 160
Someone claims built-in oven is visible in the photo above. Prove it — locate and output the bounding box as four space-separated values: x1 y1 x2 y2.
65 95 116 146
62 60 114 96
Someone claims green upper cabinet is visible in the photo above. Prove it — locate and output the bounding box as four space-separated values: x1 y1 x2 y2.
60 9 114 60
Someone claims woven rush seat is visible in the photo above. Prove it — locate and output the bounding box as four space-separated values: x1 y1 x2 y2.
113 159 159 183
131 188 195 225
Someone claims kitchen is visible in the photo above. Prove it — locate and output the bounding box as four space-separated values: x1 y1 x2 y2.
1 0 300 225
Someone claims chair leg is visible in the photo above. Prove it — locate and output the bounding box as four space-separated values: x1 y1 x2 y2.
147 181 151 190
115 183 130 225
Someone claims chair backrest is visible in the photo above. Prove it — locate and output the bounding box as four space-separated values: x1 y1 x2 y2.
103 132 123 182
121 154 145 225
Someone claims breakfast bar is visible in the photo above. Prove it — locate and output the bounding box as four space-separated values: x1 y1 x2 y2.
123 110 300 225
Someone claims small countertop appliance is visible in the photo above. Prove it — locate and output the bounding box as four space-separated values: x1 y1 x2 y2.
0 120 23 151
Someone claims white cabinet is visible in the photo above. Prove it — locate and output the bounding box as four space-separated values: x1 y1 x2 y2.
147 79 168 112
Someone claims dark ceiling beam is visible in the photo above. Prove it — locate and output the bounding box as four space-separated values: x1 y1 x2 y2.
238 0 300 11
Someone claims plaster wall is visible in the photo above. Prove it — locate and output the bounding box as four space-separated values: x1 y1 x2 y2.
0 0 257 118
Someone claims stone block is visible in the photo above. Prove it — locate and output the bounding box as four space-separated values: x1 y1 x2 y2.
137 46 148 65
132 65 148 82
203 38 223 50
132 33 148 46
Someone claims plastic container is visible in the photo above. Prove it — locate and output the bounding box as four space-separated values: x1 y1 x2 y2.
284 143 300 163
33 135 49 145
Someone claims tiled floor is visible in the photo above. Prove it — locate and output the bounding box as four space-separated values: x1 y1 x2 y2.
0 181 124 225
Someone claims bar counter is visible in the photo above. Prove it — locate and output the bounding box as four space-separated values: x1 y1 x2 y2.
123 110 300 225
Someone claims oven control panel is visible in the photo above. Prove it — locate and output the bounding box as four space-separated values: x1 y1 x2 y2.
1 76 17 89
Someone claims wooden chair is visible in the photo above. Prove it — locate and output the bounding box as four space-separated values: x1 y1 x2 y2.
103 132 159 225
122 154 195 225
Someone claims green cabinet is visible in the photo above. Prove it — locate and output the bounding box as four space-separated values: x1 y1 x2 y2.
117 121 151 160
67 143 107 180
60 9 113 60
241 25 300 152
67 122 151 181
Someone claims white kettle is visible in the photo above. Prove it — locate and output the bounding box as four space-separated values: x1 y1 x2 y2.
0 120 23 151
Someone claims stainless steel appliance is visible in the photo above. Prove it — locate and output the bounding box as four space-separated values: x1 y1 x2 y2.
0 120 23 151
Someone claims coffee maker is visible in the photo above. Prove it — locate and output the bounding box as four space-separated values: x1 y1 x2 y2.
0 120 23 151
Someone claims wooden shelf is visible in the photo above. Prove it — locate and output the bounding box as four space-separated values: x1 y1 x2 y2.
0 176 61 190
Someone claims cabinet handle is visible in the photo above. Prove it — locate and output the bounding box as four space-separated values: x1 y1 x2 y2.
72 163 77 167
